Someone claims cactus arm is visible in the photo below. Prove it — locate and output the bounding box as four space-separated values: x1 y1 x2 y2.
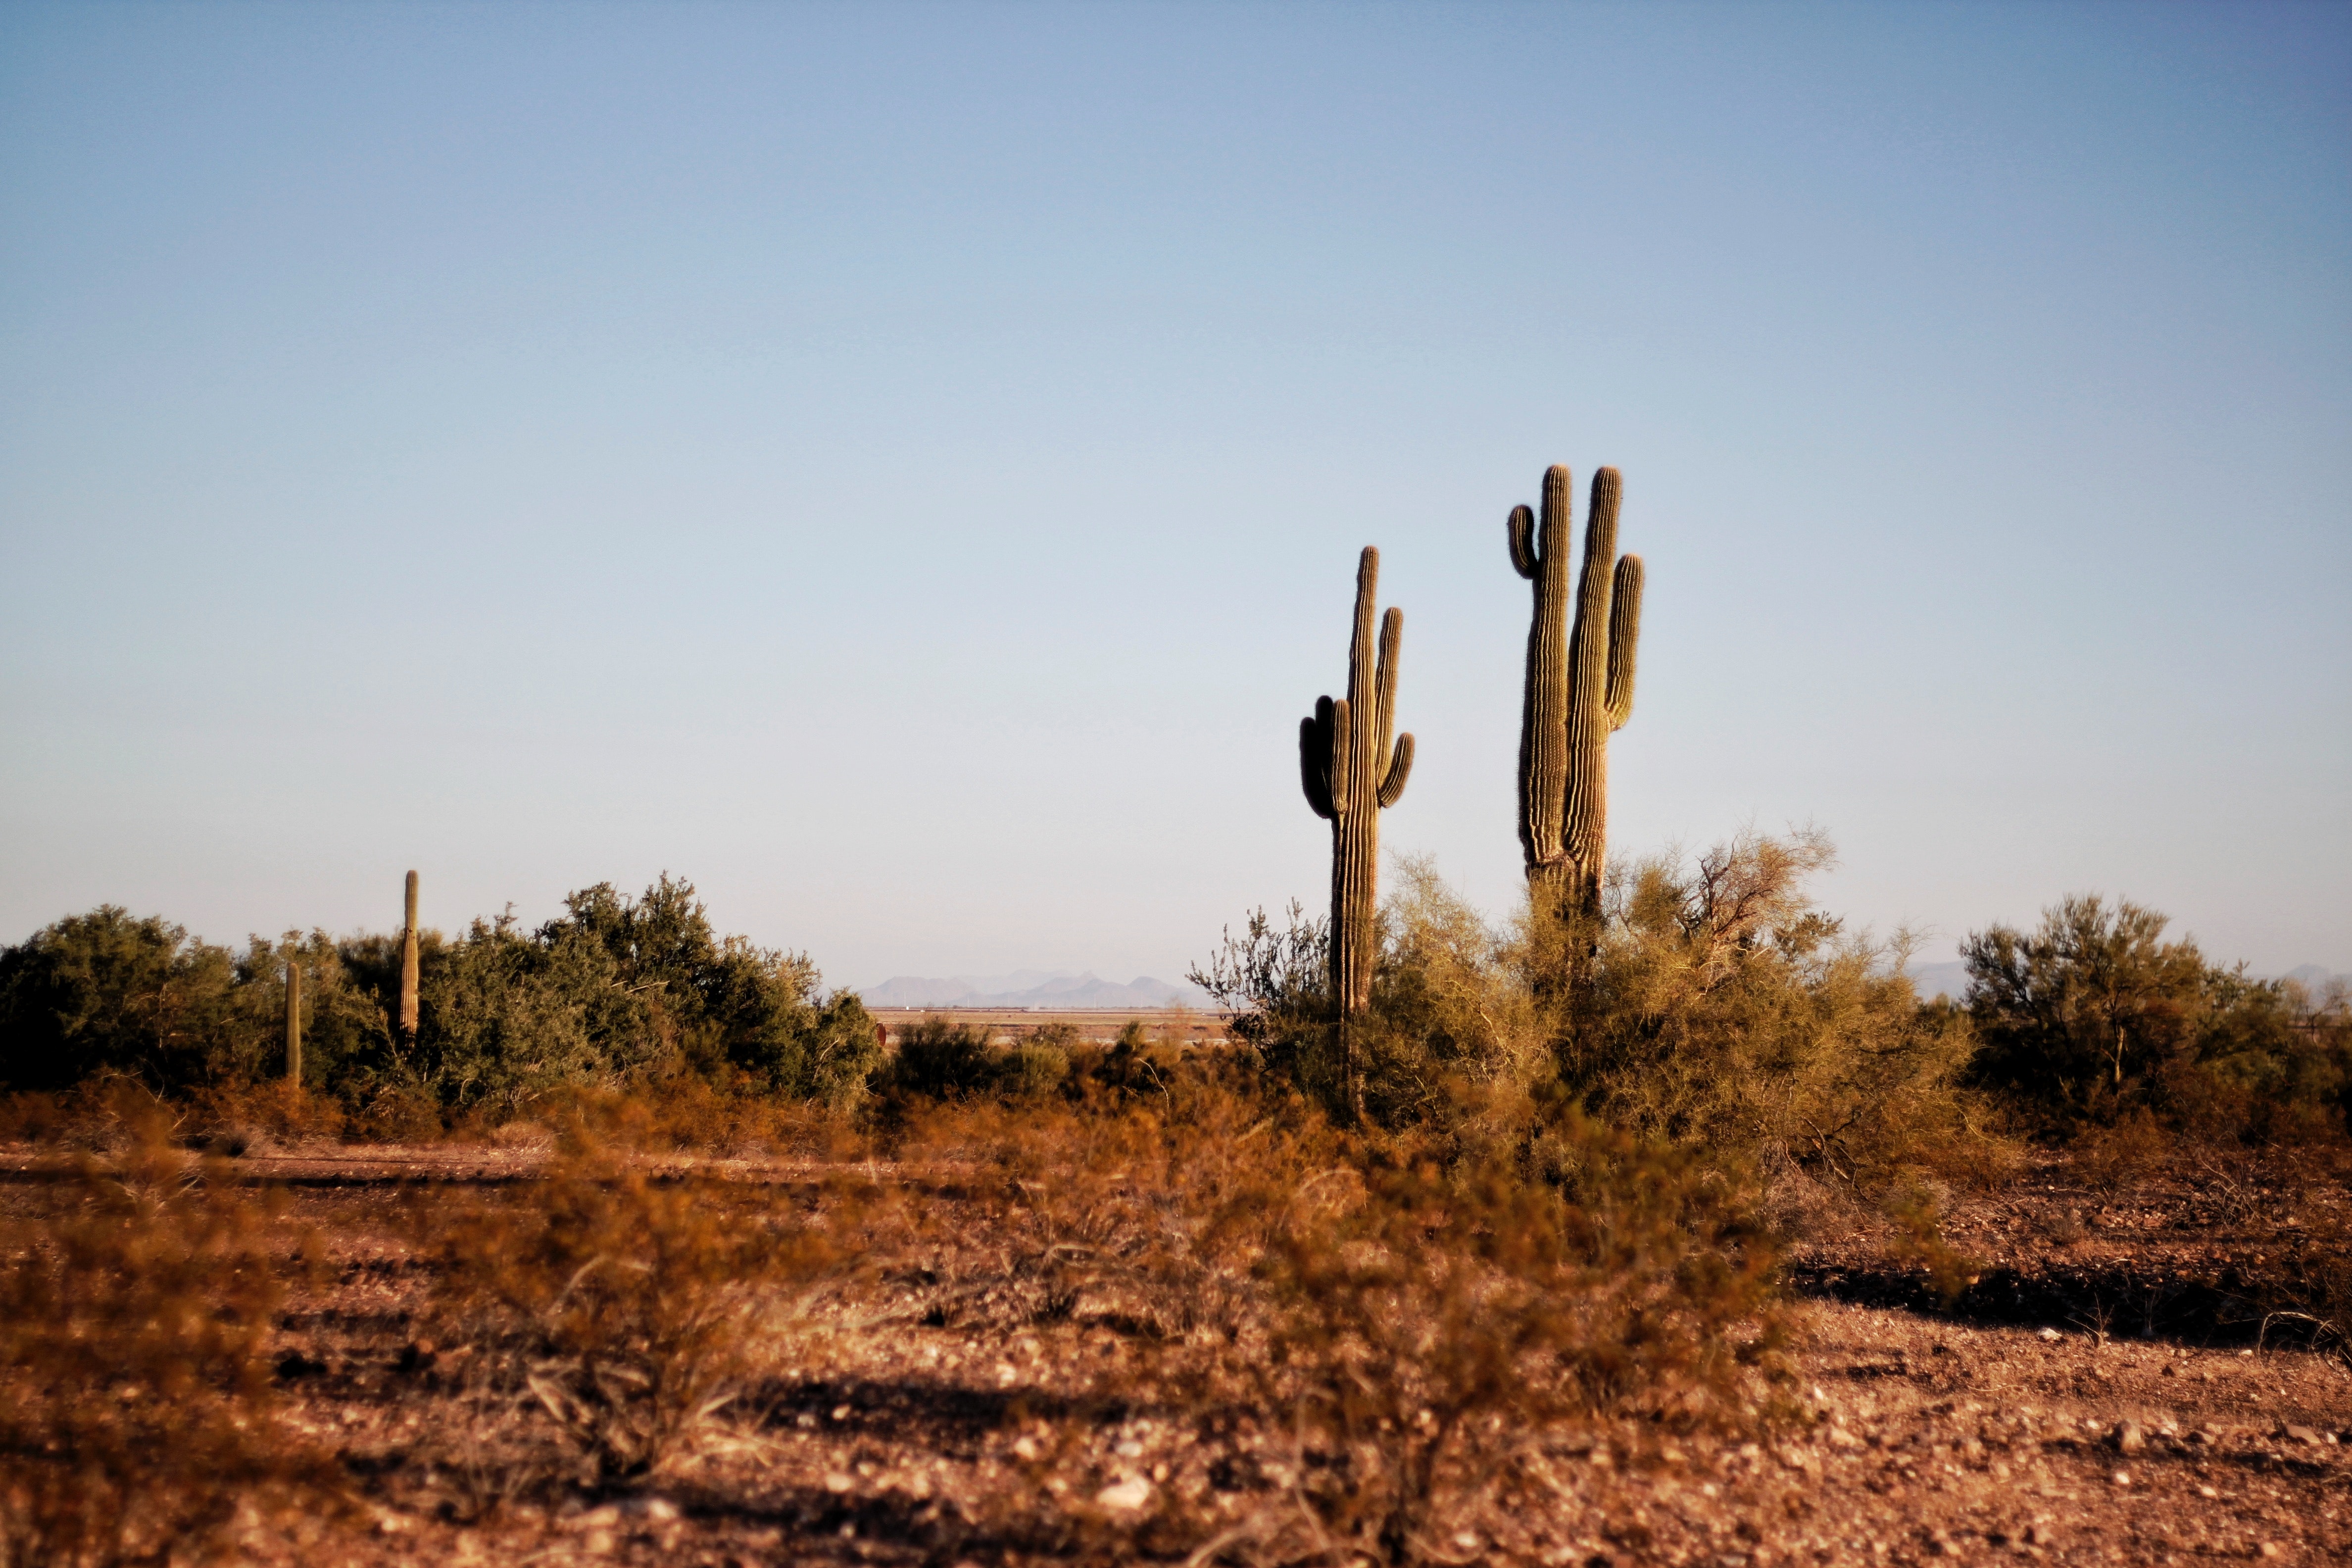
1329 696 1354 814
1377 733 1414 808
1606 553 1644 731
1507 503 1538 580
1373 606 1402 762
1301 700 1337 819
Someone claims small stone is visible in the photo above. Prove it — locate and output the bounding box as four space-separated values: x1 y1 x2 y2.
1454 1532 1480 1550
1116 1439 1145 1458
823 1471 853 1493
2115 1421 2146 1453
627 1496 680 1523
2110 1470 2131 1487
583 1530 615 1556
1012 1436 1039 1460
2198 1485 2219 1499
831 1404 851 1421
1096 1475 1153 1511
2257 1546 2282 1560
2037 1327 2062 1341
2282 1425 2320 1445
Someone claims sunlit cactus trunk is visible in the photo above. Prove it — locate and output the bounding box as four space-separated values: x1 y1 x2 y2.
397 870 420 1044
284 959 302 1086
1300 547 1415 1121
1509 464 1642 923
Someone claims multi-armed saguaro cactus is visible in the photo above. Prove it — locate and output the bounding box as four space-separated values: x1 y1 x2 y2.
1509 464 1643 921
1300 546 1415 1118
284 959 302 1086
397 870 420 1044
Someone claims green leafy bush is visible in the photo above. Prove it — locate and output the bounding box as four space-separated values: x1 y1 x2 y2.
1963 894 2351 1139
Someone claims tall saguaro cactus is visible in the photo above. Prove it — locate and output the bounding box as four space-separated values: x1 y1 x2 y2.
1300 546 1415 1118
397 870 421 1044
284 959 302 1086
1509 464 1643 920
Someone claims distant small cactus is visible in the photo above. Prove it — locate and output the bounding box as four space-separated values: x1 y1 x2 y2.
397 870 420 1043
1300 546 1414 1120
284 959 302 1086
1508 465 1642 920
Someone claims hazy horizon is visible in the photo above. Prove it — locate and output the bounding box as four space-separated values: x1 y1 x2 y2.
4 3 2347 986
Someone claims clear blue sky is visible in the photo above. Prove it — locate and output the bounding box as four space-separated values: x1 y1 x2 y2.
3 1 2347 988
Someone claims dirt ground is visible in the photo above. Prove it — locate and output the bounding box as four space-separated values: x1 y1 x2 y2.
6 1140 2347 1568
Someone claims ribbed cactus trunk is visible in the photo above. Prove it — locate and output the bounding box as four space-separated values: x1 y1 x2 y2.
284 959 302 1087
1509 464 1642 923
397 870 420 1044
1300 547 1415 1121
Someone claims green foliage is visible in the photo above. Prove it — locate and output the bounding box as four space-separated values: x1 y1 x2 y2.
1205 833 1975 1187
0 907 239 1093
877 1015 1003 1101
1964 894 2351 1138
1560 830 1979 1182
0 876 878 1117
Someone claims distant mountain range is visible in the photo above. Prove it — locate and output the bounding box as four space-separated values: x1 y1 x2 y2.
1905 960 2348 1003
857 969 1215 1010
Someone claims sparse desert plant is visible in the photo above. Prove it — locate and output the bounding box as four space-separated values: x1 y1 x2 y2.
418 1131 846 1485
0 1120 340 1565
1507 463 1643 925
1299 545 1416 1120
1236 1109 1785 1565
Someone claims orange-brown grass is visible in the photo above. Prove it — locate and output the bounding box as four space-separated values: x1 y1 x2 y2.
1222 1112 1788 1566
880 1082 1790 1566
410 1128 866 1489
0 1111 342 1566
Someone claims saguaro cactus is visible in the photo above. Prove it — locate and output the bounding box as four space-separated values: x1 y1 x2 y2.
397 870 420 1044
284 959 302 1086
1509 464 1642 919
1300 546 1415 1118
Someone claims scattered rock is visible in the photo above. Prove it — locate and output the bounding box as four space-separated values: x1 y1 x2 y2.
2114 1421 2146 1453
1096 1475 1153 1511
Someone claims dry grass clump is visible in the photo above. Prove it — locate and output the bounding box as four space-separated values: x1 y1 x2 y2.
414 1132 856 1487
0 1115 340 1566
893 1076 1322 1346
1229 1110 1787 1565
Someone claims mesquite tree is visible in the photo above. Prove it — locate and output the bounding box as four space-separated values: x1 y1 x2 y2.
1509 464 1642 921
1300 546 1415 1119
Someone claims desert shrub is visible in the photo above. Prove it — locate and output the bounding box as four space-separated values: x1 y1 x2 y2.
1551 830 1981 1185
895 1077 1319 1342
1 877 879 1120
1197 836 1981 1188
0 908 240 1093
1964 896 2351 1141
1003 1022 1077 1099
417 1131 846 1484
0 1122 341 1564
875 1015 1004 1104
1238 1107 1786 1564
